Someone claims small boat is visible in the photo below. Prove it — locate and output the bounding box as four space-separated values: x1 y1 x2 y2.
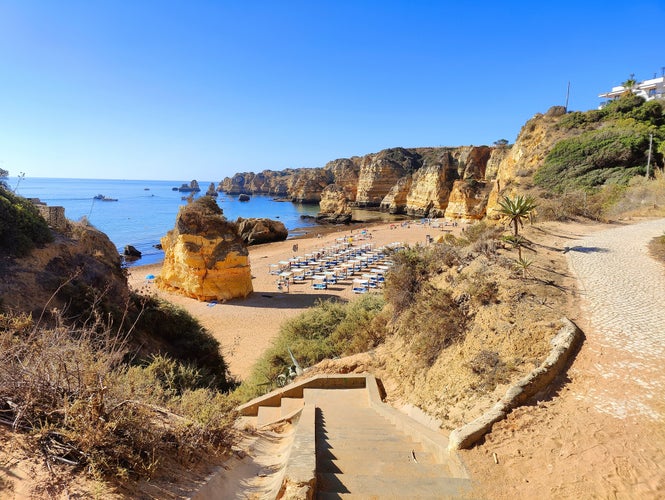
93 194 118 201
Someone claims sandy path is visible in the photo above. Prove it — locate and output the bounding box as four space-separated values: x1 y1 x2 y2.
464 218 665 498
128 220 463 381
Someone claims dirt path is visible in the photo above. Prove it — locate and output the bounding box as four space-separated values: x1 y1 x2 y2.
463 218 665 498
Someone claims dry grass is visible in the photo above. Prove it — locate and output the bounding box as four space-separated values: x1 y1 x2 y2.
0 311 236 486
308 220 572 431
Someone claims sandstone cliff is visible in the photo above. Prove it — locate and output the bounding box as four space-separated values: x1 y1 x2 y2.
218 146 499 218
354 148 422 207
217 110 582 221
486 106 570 216
158 197 253 301
317 184 352 224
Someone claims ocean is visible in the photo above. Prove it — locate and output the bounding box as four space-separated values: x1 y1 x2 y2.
9 177 402 266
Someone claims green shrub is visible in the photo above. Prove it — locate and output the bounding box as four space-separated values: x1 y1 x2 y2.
535 126 650 192
131 294 232 391
238 295 386 399
540 95 665 194
330 294 387 353
0 187 53 257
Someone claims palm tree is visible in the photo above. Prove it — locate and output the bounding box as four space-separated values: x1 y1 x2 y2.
496 195 537 237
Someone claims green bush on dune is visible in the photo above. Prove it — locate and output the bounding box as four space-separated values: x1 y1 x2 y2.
536 94 665 193
0 186 53 257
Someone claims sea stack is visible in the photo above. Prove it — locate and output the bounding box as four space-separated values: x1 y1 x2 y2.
157 197 253 301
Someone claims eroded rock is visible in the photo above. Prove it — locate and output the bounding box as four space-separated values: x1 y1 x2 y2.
157 197 253 301
236 217 288 245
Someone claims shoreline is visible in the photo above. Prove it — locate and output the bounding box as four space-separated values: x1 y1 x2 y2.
128 219 466 380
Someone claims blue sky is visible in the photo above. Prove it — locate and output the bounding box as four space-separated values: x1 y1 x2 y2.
1 1 663 181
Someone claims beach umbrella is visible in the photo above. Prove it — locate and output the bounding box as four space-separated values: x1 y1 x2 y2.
145 274 155 280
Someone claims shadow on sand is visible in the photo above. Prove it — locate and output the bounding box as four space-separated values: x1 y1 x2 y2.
563 246 609 254
226 291 349 309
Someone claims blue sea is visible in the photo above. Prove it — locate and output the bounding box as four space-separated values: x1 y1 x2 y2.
9 177 400 266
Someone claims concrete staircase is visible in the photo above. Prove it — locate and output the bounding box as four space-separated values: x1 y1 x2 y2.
309 388 471 499
235 374 472 499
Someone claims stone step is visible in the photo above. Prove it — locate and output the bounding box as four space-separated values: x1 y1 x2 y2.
317 458 450 477
317 437 423 452
317 472 473 497
305 388 370 407
256 405 282 427
319 426 396 435
317 447 433 464
280 397 304 416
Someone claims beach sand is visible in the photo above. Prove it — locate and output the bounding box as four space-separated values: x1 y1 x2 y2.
128 220 465 381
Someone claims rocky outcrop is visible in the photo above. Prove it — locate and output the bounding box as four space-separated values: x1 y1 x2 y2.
486 106 572 216
317 184 352 224
236 217 288 245
219 145 503 219
123 245 142 259
157 197 253 301
205 182 218 197
0 220 128 320
177 180 201 192
485 146 511 181
355 148 422 207
378 147 493 218
219 173 253 195
402 152 457 217
289 168 334 203
444 180 493 220
325 158 361 202
380 176 413 214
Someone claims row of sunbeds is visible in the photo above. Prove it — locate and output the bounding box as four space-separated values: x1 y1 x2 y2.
269 242 403 293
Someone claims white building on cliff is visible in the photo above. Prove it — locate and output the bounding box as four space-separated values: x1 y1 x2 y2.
599 75 665 107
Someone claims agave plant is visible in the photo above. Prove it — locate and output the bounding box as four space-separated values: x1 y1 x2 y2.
513 256 534 279
496 194 537 237
502 234 529 259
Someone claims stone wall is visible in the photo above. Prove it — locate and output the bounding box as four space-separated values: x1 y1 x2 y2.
36 205 67 232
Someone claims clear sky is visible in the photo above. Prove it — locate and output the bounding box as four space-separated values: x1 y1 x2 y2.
1 1 663 181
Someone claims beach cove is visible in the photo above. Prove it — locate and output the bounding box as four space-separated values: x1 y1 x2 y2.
128 220 465 380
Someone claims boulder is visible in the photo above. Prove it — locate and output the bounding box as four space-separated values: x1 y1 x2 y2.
238 194 251 202
157 197 253 301
123 245 142 259
236 217 288 245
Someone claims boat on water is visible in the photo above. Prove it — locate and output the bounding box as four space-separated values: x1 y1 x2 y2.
93 194 118 202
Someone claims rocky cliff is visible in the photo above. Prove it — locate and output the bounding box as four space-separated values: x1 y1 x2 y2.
217 105 594 221
219 146 499 219
486 106 570 215
317 184 352 224
157 198 253 301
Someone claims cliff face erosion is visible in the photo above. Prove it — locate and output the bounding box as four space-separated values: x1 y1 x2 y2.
218 106 586 220
157 198 253 301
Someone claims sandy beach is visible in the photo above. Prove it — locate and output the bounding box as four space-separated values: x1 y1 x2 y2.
128 220 466 381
